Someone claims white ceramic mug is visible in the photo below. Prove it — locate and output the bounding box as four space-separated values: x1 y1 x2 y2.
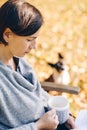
48 96 69 124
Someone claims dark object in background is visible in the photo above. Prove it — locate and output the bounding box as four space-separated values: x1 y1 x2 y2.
45 53 70 85
48 53 64 73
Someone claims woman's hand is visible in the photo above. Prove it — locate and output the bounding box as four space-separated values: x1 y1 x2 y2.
65 115 77 129
35 109 59 130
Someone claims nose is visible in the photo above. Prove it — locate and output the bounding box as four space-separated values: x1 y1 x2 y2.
29 40 36 49
32 40 36 49
32 40 37 49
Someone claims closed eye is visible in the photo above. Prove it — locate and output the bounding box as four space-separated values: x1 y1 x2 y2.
27 39 32 42
27 37 37 42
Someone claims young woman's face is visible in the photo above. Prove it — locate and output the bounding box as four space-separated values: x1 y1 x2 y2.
7 30 39 57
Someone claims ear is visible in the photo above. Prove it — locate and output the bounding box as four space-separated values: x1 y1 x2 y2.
48 63 55 68
58 53 64 59
3 28 13 43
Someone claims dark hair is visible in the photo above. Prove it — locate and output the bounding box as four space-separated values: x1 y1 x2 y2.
0 0 43 45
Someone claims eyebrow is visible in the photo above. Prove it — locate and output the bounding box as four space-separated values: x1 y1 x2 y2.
28 36 37 40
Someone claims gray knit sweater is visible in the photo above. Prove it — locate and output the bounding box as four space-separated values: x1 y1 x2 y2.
0 57 50 130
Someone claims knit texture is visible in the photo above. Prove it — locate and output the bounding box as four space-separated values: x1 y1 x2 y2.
0 58 50 130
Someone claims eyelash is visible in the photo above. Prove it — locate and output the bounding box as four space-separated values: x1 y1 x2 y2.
27 39 31 42
27 39 34 42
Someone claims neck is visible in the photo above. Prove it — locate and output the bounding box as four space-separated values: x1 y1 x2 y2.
0 44 16 70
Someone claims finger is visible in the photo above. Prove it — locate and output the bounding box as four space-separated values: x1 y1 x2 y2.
69 117 76 128
67 117 76 129
55 115 59 123
51 110 58 119
51 109 56 115
54 115 59 129
51 113 57 119
48 109 56 116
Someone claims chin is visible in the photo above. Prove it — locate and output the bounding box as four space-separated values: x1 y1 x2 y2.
14 55 25 58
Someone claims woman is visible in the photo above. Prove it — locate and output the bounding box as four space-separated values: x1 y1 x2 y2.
0 0 76 130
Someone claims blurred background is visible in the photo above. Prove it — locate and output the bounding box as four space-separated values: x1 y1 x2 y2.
0 0 87 116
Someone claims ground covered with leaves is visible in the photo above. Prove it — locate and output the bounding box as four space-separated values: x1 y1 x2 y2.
26 0 87 116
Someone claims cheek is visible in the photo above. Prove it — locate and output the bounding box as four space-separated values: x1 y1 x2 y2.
23 43 30 49
17 40 28 48
21 43 31 52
